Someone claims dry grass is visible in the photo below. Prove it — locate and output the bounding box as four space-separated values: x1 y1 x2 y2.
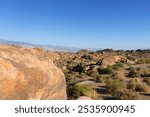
106 80 126 94
112 89 141 100
127 78 150 92
110 71 125 81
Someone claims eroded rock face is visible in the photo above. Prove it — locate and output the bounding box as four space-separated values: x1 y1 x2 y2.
0 45 67 100
100 56 126 67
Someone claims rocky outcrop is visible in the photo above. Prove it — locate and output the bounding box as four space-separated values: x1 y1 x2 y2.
0 45 67 100
99 56 126 67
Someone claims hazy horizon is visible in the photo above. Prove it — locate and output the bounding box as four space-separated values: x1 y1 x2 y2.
0 0 150 50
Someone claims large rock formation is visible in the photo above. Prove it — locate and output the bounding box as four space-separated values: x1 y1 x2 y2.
99 56 126 67
0 45 67 100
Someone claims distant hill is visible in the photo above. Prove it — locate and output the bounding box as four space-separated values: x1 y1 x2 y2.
0 39 81 52
1 39 148 52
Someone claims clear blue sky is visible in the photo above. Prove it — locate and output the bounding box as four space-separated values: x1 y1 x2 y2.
0 0 150 49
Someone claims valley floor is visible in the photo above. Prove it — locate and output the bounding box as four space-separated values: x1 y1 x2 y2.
54 50 150 100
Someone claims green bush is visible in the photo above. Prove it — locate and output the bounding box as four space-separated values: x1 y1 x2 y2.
71 72 80 76
112 89 140 100
112 62 124 70
106 80 126 94
98 62 124 75
116 62 124 67
87 68 100 78
80 72 88 79
62 69 69 75
67 84 98 99
65 73 76 83
98 66 114 74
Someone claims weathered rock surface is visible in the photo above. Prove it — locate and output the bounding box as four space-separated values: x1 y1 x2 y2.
100 56 126 67
0 45 67 100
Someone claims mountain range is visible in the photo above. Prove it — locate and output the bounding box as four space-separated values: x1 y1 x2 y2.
1 39 148 52
0 39 81 52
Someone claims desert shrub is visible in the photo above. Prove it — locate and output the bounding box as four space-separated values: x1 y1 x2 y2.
128 67 150 78
72 65 84 73
112 62 124 70
101 75 109 83
112 89 140 100
95 76 102 83
71 72 80 76
137 58 150 64
79 72 88 79
98 66 114 74
62 69 70 75
106 80 126 94
127 79 149 92
67 84 98 99
65 73 77 83
95 75 108 83
138 68 150 77
135 84 149 92
116 62 124 67
110 71 125 81
63 68 69 73
65 72 80 83
127 79 137 91
87 68 100 78
65 73 75 79
111 65 120 71
98 62 124 75
128 68 139 77
112 66 120 71
143 78 150 85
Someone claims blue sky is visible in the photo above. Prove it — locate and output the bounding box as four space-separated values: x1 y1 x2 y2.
0 0 150 49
